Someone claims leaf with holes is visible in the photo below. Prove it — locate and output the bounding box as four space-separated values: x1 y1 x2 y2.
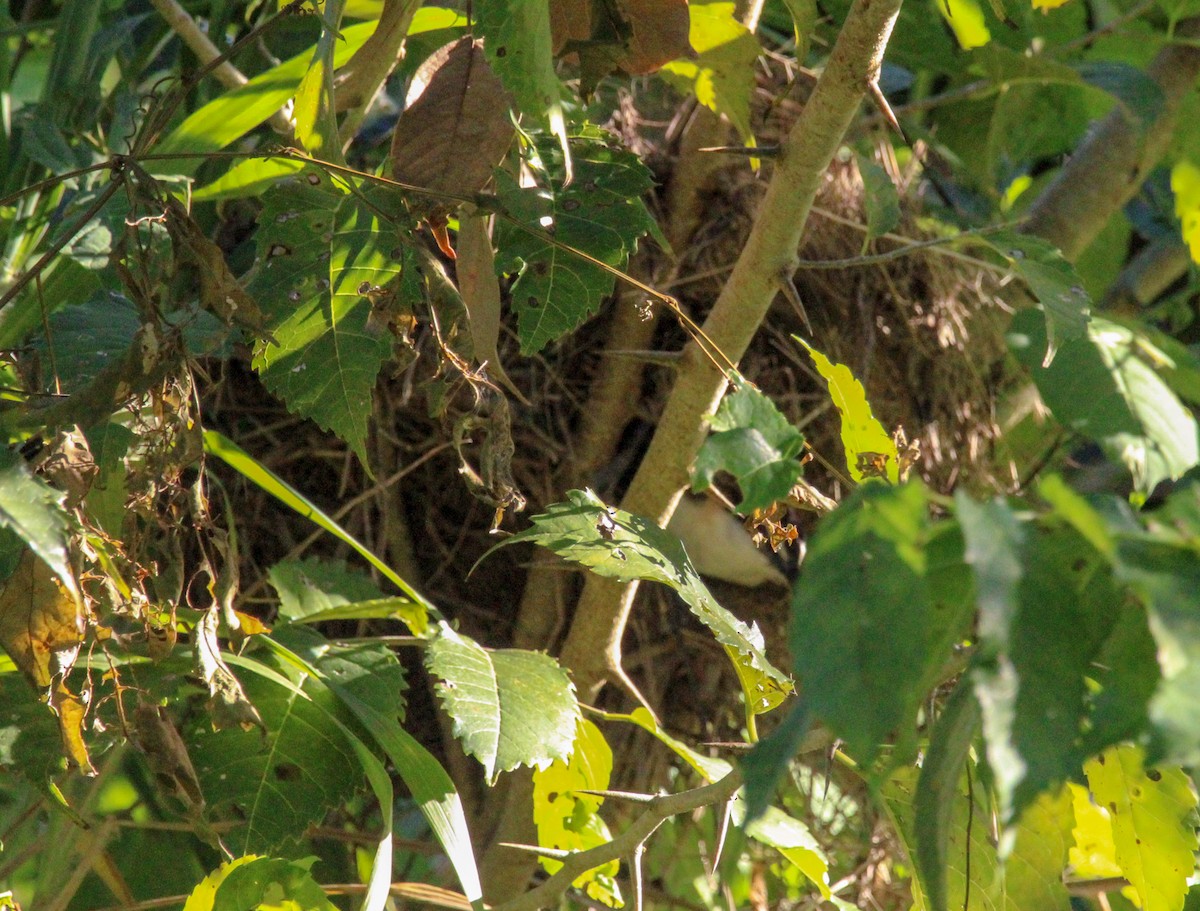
494 133 656 353
249 168 400 466
488 489 792 714
425 624 578 783
1084 745 1198 911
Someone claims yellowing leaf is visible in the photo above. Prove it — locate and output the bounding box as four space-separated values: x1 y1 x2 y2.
796 338 899 483
183 855 261 911
935 0 991 50
532 719 623 907
1031 0 1071 9
1171 160 1200 264
1084 745 1198 911
1068 782 1123 880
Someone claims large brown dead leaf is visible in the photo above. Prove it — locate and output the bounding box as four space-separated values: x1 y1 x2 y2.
389 38 515 200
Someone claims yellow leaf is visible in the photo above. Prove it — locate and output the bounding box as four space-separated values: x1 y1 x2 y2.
1171 160 1200 264
935 0 991 50
1067 782 1123 880
1031 0 1072 10
532 719 623 907
183 856 262 911
1084 745 1199 911
796 338 899 484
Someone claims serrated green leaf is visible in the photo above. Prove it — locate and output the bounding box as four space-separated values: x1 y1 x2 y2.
249 168 398 465
268 557 384 620
494 137 655 354
0 448 77 601
1084 745 1198 911
532 718 622 907
425 624 578 782
983 231 1090 367
883 768 1073 911
1068 781 1124 881
915 681 981 911
183 855 262 911
692 377 805 514
490 489 792 714
796 338 899 484
857 154 901 245
212 855 337 911
1009 312 1200 495
660 1 760 143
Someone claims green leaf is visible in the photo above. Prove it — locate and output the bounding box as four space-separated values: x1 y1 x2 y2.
183 856 262 911
983 232 1091 367
1084 745 1198 911
204 431 434 633
660 0 761 144
733 798 832 898
857 154 901 244
193 158 306 202
494 135 656 354
82 421 134 538
532 718 622 907
915 681 981 911
0 448 78 601
293 0 346 164
267 557 424 632
1075 62 1165 130
189 636 404 854
959 496 1126 825
791 482 967 767
248 167 398 466
883 768 1073 911
600 706 733 782
796 338 899 483
1009 312 1200 495
211 856 337 911
425 624 577 782
154 22 376 166
692 377 806 513
1114 535 1200 766
490 489 792 714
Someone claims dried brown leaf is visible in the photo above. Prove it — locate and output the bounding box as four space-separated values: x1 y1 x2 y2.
0 549 84 689
389 38 515 199
551 0 693 76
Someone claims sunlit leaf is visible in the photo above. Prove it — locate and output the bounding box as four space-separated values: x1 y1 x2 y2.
425 623 578 782
1172 160 1200 264
936 0 991 49
211 855 337 911
0 449 78 602
1084 745 1198 911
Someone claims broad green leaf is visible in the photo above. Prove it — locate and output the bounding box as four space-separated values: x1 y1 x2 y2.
1075 62 1164 130
959 496 1126 825
532 718 622 907
796 338 899 484
494 135 655 354
883 768 1073 911
248 167 398 466
857 154 901 245
1084 745 1198 911
982 231 1091 367
193 157 306 202
189 633 404 854
183 856 261 911
732 798 832 898
203 431 434 631
599 706 733 782
1068 782 1124 881
425 624 578 782
0 448 78 601
211 856 336 911
692 376 806 514
490 489 792 714
268 557 425 632
792 482 967 767
83 421 134 538
1009 311 1200 495
660 1 761 143
1114 535 1200 766
154 23 376 165
915 681 981 911
475 0 571 180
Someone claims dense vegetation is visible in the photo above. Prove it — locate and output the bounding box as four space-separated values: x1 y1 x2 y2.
2 0 1200 909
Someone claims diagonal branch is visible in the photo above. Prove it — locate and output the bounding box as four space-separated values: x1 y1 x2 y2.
556 0 906 702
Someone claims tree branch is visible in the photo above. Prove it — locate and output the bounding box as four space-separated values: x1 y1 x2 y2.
557 0 905 702
492 769 744 911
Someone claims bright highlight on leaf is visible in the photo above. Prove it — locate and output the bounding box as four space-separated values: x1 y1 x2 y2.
795 338 899 483
935 0 991 50
1171 160 1200 264
1084 745 1198 911
532 719 623 907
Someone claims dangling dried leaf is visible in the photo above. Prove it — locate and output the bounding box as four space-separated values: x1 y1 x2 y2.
134 702 206 811
50 680 94 775
194 606 265 732
455 212 527 403
552 0 693 79
39 427 97 508
620 0 694 74
163 196 270 335
390 38 516 202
